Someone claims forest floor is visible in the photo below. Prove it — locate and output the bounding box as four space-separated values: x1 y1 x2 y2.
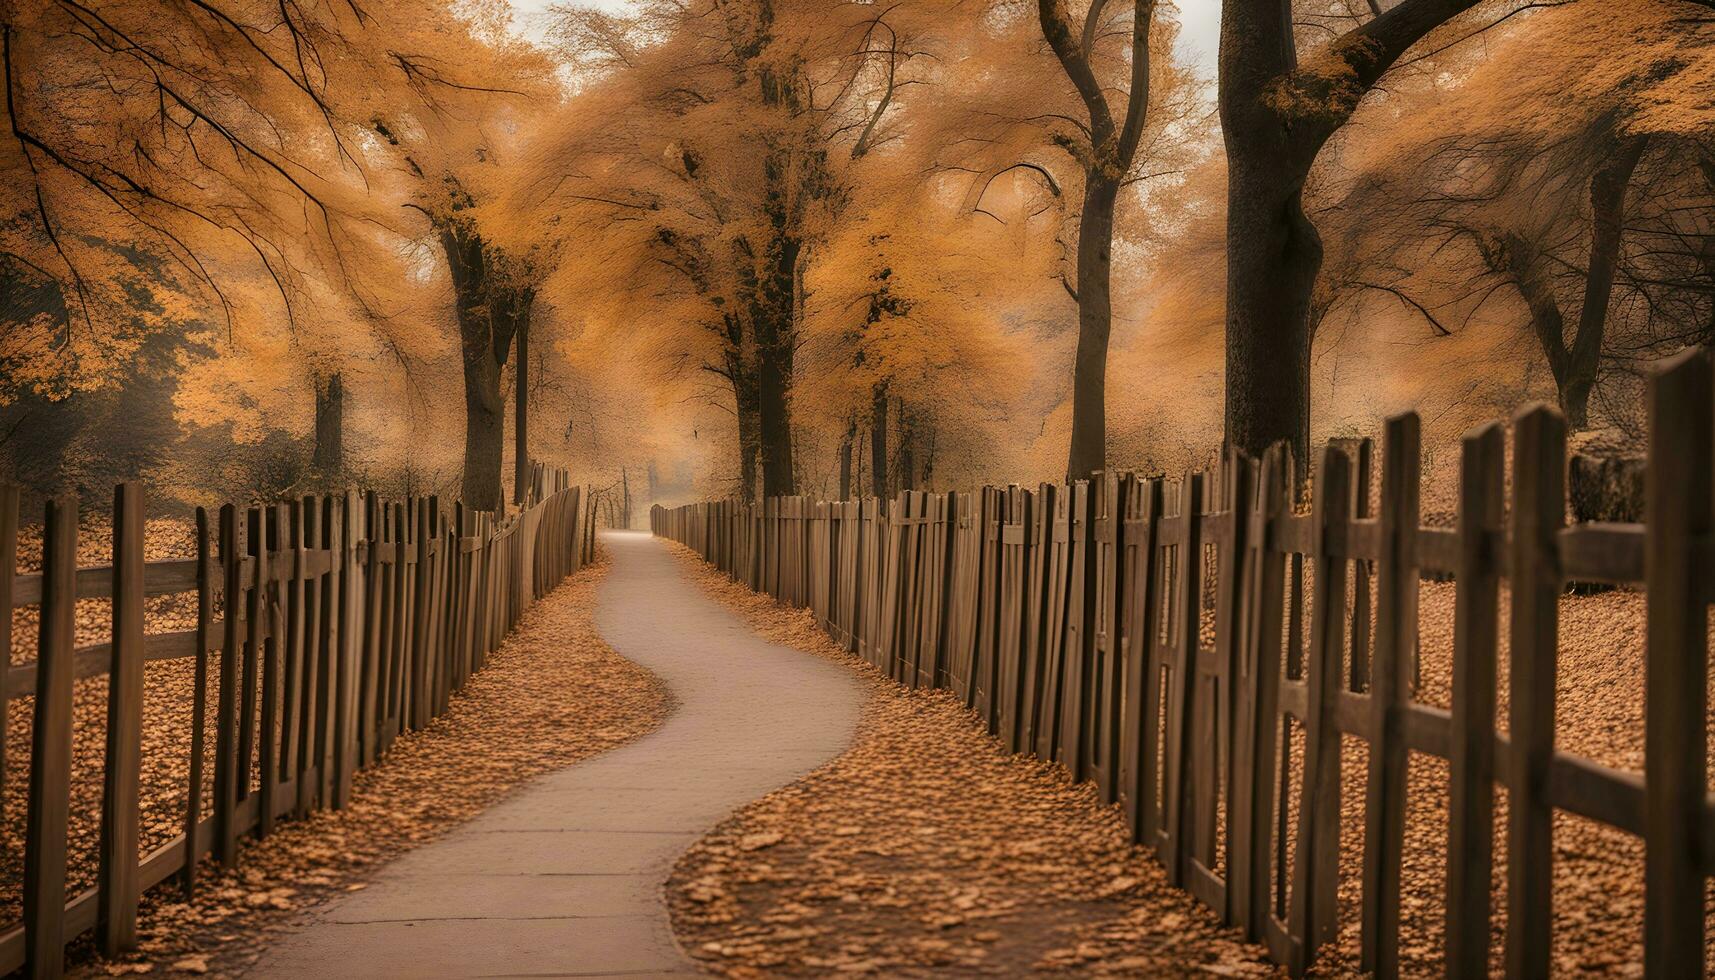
663 544 1687 978
663 545 1280 978
1 521 673 977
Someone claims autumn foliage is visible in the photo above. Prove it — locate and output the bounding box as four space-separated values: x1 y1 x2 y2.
2 0 1714 513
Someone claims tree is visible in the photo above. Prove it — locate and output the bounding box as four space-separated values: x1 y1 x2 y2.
918 2 1204 481
3 0 550 506
1036 0 1158 480
518 0 961 500
1220 0 1715 466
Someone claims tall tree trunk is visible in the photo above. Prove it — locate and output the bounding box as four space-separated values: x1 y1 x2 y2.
899 405 916 491
838 421 855 500
513 313 530 504
460 348 505 512
733 370 761 503
442 224 520 513
757 331 795 497
1218 0 1485 470
1561 136 1647 429
1222 159 1321 471
1066 172 1121 481
312 372 343 482
870 383 889 499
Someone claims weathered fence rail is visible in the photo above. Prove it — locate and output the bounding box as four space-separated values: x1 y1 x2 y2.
2 463 596 978
652 349 1715 978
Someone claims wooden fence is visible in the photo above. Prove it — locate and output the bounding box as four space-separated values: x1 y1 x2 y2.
2 463 597 978
652 349 1715 978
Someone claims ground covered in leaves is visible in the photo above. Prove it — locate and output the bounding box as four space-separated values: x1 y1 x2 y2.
664 543 1688 978
663 545 1281 978
2 523 673 977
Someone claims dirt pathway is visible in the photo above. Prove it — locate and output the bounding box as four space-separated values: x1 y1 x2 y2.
246 531 865 978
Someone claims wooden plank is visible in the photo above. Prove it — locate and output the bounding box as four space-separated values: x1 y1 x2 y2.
1505 404 1564 979
1059 482 1092 776
280 502 306 817
239 508 265 812
184 508 212 898
1290 446 1350 976
1643 348 1710 976
292 498 318 813
411 497 432 731
1087 473 1124 804
1446 421 1502 975
258 507 283 837
1239 447 1288 940
12 558 202 605
1348 439 1374 693
0 485 14 825
24 495 76 978
99 482 145 954
1122 478 1164 845
214 506 242 868
1559 522 1645 586
1359 416 1418 978
1162 473 1204 887
334 493 357 807
3 627 231 695
1213 453 1253 926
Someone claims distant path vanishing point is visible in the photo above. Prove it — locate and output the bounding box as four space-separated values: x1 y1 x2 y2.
249 530 865 979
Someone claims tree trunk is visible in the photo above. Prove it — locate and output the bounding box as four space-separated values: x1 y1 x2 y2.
1561 136 1648 430
441 224 519 513
870 383 889 499
757 334 795 497
1218 0 1482 471
513 313 530 504
1066 172 1121 481
733 370 761 503
460 350 505 512
899 405 916 491
312 372 343 482
1222 157 1321 472
838 421 854 500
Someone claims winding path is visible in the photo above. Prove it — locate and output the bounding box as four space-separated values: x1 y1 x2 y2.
249 531 865 978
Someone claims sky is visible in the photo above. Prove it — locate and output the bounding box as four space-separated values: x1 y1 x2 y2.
504 0 1224 77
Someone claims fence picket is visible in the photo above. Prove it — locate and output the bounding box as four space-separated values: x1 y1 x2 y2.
1446 422 1503 974
183 508 212 898
99 482 145 954
24 496 76 978
1359 415 1419 977
1643 349 1711 976
1506 405 1564 979
0 486 14 827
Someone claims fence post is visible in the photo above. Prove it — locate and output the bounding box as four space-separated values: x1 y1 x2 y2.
1162 473 1204 886
1121 477 1163 846
1360 414 1419 977
1644 349 1711 976
1290 445 1349 975
258 506 282 837
241 508 266 818
1505 404 1564 979
0 485 14 827
184 507 213 897
24 495 76 978
334 492 357 807
1216 450 1254 925
1446 421 1503 974
1239 446 1288 939
100 481 145 954
214 505 241 867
